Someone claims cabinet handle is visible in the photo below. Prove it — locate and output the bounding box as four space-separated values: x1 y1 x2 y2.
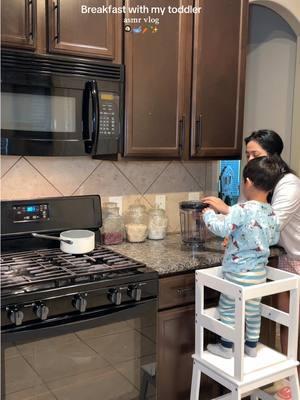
195 114 203 149
25 0 34 40
178 116 185 158
176 287 194 296
54 0 61 43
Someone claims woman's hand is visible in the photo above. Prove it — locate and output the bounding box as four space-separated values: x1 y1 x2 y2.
201 196 230 215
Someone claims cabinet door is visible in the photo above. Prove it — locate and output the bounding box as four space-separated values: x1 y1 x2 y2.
47 0 122 62
190 0 248 158
123 0 193 158
157 305 221 400
1 0 36 50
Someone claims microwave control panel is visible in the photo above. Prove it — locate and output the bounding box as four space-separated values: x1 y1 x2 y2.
99 93 119 137
12 204 49 223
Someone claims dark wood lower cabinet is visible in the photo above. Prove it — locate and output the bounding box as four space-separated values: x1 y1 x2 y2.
157 305 194 400
157 304 222 400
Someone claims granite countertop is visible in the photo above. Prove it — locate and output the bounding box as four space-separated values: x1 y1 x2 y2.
106 234 284 276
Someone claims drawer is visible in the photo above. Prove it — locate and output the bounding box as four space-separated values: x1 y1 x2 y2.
159 273 195 310
159 272 220 310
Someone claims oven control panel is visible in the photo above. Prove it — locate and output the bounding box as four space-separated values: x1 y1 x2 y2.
12 203 49 223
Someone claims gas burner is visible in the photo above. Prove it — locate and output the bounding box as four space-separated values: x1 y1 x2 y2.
0 245 145 295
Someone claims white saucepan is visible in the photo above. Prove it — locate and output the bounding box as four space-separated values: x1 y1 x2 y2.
32 230 95 254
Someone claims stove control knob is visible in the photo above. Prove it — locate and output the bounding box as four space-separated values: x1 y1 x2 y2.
73 294 87 313
7 306 24 326
33 303 49 321
108 289 122 305
128 285 142 301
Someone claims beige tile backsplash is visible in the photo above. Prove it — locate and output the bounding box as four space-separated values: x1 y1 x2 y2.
0 156 218 233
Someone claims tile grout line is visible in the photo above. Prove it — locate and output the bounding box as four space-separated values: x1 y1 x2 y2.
112 161 142 195
23 157 64 196
1 156 22 179
73 329 141 393
71 160 103 195
142 160 172 195
180 161 206 193
142 161 172 195
14 346 60 400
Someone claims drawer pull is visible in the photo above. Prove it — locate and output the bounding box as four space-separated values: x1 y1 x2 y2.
176 287 194 296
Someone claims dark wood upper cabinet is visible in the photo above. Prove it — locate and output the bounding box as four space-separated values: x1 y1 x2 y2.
190 0 248 158
123 0 193 158
1 0 37 50
47 0 121 62
124 0 248 159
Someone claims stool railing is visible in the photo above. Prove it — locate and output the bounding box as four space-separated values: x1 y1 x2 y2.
195 266 300 382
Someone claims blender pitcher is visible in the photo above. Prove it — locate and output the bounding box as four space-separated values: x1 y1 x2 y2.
179 201 209 248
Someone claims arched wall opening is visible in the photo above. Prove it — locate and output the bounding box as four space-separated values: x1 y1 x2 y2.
243 0 300 173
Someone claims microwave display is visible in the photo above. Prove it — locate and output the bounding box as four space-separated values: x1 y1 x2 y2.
99 93 118 136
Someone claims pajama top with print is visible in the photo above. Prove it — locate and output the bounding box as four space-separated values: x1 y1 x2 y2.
203 201 280 272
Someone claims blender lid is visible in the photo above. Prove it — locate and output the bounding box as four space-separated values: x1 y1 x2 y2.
179 201 208 211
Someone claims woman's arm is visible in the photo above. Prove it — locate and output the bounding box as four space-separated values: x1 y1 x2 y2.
272 175 300 230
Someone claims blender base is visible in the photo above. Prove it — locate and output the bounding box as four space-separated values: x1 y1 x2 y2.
181 241 205 251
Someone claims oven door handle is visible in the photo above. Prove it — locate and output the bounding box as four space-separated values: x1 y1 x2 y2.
2 300 156 341
82 80 99 154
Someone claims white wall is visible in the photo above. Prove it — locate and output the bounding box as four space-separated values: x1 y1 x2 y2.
243 4 297 163
247 0 300 174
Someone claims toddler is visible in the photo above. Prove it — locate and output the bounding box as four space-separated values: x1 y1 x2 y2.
202 156 281 358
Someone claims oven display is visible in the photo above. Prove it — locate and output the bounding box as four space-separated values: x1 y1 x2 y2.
12 204 49 223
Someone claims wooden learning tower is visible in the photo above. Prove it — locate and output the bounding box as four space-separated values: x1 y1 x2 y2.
190 266 300 400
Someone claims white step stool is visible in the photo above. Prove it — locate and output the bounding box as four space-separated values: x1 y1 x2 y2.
190 266 300 400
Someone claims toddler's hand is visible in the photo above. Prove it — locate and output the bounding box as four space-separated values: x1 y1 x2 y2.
202 196 230 215
222 237 229 248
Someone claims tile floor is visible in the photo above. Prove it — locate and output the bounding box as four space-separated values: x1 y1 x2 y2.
4 318 156 400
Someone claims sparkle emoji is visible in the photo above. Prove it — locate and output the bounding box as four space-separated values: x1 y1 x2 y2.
152 26 159 33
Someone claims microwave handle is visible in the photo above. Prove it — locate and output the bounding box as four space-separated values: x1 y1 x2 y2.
82 80 99 153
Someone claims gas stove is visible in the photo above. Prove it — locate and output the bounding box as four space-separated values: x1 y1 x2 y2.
1 195 158 330
1 245 149 296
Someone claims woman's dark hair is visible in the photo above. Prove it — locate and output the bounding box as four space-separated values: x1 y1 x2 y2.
243 156 283 192
244 129 294 175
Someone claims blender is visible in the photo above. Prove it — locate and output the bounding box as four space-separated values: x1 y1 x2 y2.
179 201 209 248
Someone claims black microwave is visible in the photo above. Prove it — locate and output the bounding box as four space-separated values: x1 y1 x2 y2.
1 50 124 158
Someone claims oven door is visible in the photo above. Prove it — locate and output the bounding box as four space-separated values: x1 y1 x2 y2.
1 301 157 400
1 70 121 158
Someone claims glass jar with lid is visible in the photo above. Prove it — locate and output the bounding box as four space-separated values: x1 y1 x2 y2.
148 208 168 240
125 204 148 243
101 202 124 245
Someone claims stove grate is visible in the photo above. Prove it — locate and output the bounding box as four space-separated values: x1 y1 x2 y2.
0 245 145 294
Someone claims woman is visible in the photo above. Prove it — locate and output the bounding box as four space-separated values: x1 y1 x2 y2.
203 129 300 395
